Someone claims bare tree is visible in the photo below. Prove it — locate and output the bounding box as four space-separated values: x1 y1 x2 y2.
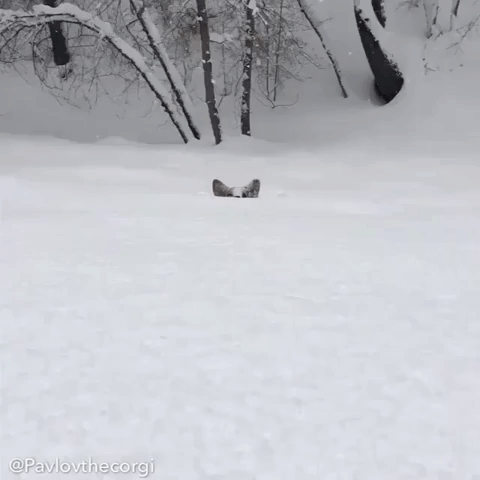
0 4 190 143
451 0 461 17
196 0 222 145
241 0 255 136
451 0 461 29
295 0 348 98
423 0 439 37
129 0 201 140
272 0 284 102
255 0 323 104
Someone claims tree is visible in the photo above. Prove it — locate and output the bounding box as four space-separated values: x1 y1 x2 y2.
272 0 285 103
129 0 201 140
354 0 404 103
254 0 325 105
43 0 70 66
0 3 190 143
372 0 386 28
295 0 348 98
196 0 222 145
241 0 255 136
451 0 461 28
423 0 439 37
451 0 461 18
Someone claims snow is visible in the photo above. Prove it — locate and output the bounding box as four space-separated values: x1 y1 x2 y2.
248 0 259 15
2 131 480 479
2 0 480 478
210 32 235 44
33 4 105 28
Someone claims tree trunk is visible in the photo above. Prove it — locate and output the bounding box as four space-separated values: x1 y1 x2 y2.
451 0 460 17
196 0 222 145
241 1 255 136
372 0 386 28
43 0 70 66
264 22 271 99
296 0 348 98
130 0 201 140
450 0 461 29
273 0 284 102
423 0 438 37
354 1 404 104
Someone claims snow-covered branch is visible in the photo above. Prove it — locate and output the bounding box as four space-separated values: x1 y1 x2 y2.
423 0 439 37
295 0 348 98
0 4 190 144
129 0 201 140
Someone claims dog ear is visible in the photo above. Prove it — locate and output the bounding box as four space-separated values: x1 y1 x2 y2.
242 179 260 198
212 179 232 197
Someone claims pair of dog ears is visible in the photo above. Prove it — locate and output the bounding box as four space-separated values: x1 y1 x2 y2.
212 179 260 198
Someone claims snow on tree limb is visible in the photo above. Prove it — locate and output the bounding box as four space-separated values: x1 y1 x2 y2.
0 4 190 144
295 0 348 98
43 0 71 66
129 0 201 140
247 0 259 15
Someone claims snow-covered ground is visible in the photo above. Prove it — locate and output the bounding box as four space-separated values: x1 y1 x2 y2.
1 133 480 479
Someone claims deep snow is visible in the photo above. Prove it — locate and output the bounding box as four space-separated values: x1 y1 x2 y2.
1 134 480 479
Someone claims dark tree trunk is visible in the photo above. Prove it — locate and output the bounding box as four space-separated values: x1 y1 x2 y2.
423 0 437 37
354 5 404 103
450 0 461 29
272 0 284 102
241 2 255 136
372 0 386 28
196 0 222 145
452 0 461 17
43 0 70 66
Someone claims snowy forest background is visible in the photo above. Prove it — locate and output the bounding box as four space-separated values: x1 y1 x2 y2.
1 0 479 145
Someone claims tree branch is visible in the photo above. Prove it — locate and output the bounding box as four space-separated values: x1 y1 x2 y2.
0 4 190 143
